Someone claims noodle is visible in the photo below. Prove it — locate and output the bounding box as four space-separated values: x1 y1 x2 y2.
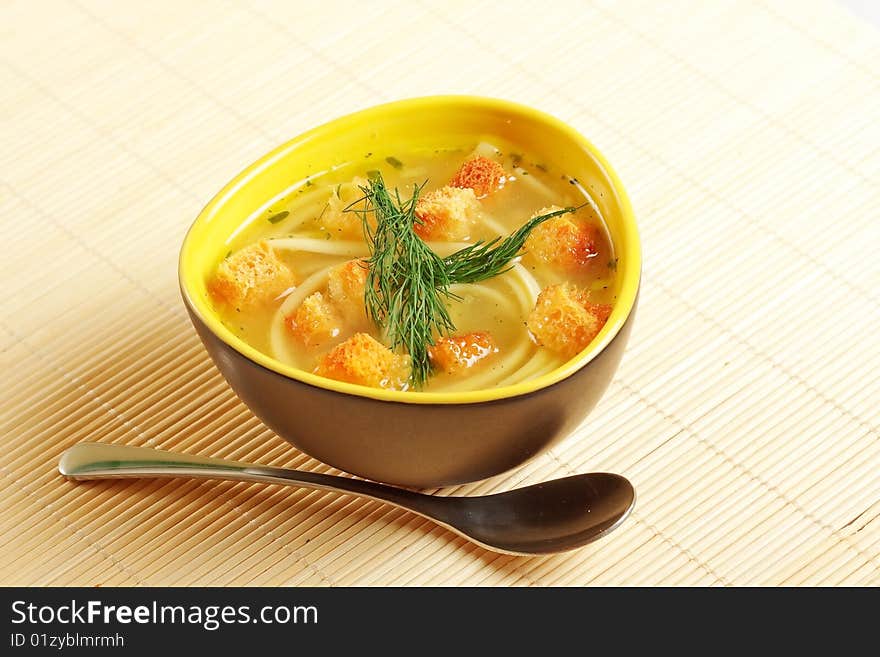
479 215 509 238
497 350 555 387
275 187 335 232
269 238 369 257
440 340 535 393
512 263 541 300
471 141 503 159
447 283 509 307
270 237 472 259
211 141 614 393
437 265 542 391
426 241 472 257
512 166 557 201
269 266 334 365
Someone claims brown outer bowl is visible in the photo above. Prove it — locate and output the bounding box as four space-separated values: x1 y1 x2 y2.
179 96 640 488
183 295 637 487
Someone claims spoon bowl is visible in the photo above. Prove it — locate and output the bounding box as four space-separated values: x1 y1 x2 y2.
436 473 636 554
60 443 635 555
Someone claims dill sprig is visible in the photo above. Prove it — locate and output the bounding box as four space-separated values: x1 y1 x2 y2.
443 205 579 284
350 174 456 387
348 173 577 388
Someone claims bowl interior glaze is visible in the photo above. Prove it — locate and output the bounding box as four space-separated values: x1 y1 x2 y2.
179 96 640 404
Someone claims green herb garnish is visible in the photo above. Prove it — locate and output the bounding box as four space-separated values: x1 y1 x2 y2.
443 206 579 284
349 174 577 387
385 156 404 169
348 176 454 386
267 211 289 224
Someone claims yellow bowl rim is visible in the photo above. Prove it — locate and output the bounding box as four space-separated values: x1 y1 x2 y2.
179 95 641 405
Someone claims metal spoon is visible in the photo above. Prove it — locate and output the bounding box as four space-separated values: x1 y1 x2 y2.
59 443 635 555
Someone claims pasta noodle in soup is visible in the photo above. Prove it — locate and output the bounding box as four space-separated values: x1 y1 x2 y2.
206 141 617 393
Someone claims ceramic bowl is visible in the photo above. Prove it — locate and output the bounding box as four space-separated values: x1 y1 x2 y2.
179 96 640 487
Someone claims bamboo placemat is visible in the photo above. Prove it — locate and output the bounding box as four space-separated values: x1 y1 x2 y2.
1 0 878 586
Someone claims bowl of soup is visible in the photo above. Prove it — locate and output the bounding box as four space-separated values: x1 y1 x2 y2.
179 96 640 487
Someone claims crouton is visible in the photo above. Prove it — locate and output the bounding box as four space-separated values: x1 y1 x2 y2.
284 292 343 349
527 283 612 359
321 211 363 239
524 206 600 269
328 259 369 325
414 185 481 241
321 176 372 239
208 241 295 308
450 156 507 198
429 331 498 375
315 333 411 390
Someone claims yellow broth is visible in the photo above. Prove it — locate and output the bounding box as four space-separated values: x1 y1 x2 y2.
210 140 617 392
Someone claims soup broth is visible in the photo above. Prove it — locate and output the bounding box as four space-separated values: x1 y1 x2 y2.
207 139 617 393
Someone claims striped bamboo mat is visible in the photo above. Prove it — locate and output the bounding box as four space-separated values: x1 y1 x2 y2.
1 0 878 586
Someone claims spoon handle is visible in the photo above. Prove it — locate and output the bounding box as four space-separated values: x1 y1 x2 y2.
59 443 447 518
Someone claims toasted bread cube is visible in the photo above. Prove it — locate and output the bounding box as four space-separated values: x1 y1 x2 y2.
524 206 600 269
328 259 369 325
208 241 295 308
315 333 411 390
321 212 363 239
527 283 612 359
450 156 506 198
414 185 481 241
429 331 498 375
321 176 372 239
285 292 344 349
